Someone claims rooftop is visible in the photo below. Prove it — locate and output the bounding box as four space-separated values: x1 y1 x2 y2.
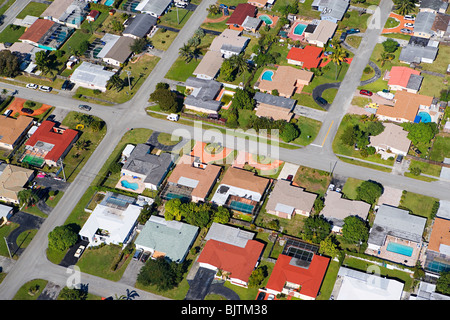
226 3 256 26
369 122 411 154
19 19 55 44
414 11 436 35
123 14 157 38
287 45 323 69
184 77 223 111
376 91 434 122
387 66 421 90
70 62 115 89
103 36 134 64
265 180 317 215
193 50 224 79
428 217 450 254
0 164 34 203
321 191 370 224
0 115 34 147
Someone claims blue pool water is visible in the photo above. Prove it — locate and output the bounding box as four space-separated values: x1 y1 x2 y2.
259 15 273 25
105 0 114 6
121 180 139 190
261 70 274 81
229 201 255 214
293 23 307 35
386 242 413 257
418 111 431 123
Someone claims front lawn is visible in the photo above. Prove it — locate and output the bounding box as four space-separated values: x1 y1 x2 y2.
16 1 48 18
0 25 25 43
158 8 193 29
429 134 450 162
293 165 331 197
165 57 201 82
150 28 178 51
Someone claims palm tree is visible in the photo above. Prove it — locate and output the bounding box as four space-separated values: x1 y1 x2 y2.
179 44 194 62
18 189 39 208
329 45 348 80
395 0 417 16
377 51 395 67
107 74 123 91
229 53 249 75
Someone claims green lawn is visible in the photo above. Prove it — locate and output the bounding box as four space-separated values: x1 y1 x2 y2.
165 56 201 82
338 11 371 32
16 1 48 19
12 279 49 300
429 134 450 162
384 17 400 29
292 116 322 146
419 73 450 98
341 177 363 200
293 165 331 197
0 25 25 43
408 159 442 177
158 8 193 29
420 45 450 75
150 28 178 51
400 191 439 221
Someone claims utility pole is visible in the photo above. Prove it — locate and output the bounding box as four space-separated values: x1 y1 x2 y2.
59 158 66 182
126 70 131 92
4 237 12 258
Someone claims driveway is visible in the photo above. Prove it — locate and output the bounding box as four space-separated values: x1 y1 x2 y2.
7 211 45 258
382 12 413 35
185 267 216 300
59 240 89 268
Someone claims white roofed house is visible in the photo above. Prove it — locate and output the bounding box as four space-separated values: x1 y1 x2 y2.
102 36 135 67
69 62 115 92
135 0 172 18
41 0 88 29
368 123 411 159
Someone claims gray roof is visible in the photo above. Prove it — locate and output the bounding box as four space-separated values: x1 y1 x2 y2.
70 62 115 89
254 92 297 111
420 0 448 12
122 144 173 186
368 205 427 246
123 14 157 38
414 11 436 35
205 222 255 248
313 0 349 21
406 73 423 91
242 16 261 30
184 77 222 111
399 44 438 63
137 0 172 17
436 200 450 220
135 215 198 263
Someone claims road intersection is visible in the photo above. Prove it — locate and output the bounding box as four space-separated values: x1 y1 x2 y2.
0 0 449 300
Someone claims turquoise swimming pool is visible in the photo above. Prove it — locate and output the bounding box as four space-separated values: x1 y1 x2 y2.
229 200 255 214
386 242 413 257
418 111 431 123
261 70 274 81
293 23 307 35
259 15 273 25
121 180 139 191
105 0 114 6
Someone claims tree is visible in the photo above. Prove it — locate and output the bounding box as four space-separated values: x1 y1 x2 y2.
382 38 399 53
212 206 231 224
366 121 385 136
395 0 417 16
402 122 438 147
207 4 221 15
182 202 211 228
107 74 124 91
319 235 340 258
130 38 149 54
150 85 178 112
280 122 300 143
59 287 88 300
220 59 236 82
48 225 78 251
342 216 369 245
232 88 255 110
329 45 348 80
164 198 183 221
248 266 268 288
0 50 20 77
436 271 450 295
341 125 358 146
229 53 249 76
179 44 194 62
377 51 395 67
17 189 39 208
35 51 52 74
137 256 183 291
302 215 331 244
356 180 383 205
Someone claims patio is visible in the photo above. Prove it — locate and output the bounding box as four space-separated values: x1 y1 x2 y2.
365 235 423 267
115 175 146 194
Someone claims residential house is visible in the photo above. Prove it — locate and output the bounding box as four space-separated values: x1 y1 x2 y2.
164 154 221 203
385 66 423 93
399 36 439 64
79 192 141 247
413 11 436 38
69 62 116 92
41 0 88 28
24 120 78 168
95 33 120 59
120 143 173 191
366 204 426 267
334 266 404 300
102 36 134 67
254 91 297 121
247 0 268 8
419 0 448 14
19 19 73 50
413 281 450 300
184 77 223 115
210 167 270 215
226 3 257 31
431 13 450 37
376 90 434 123
242 16 262 33
368 123 411 159
304 19 337 47
209 29 250 59
256 65 313 98
265 239 329 300
320 191 370 233
197 223 264 287
0 203 14 221
311 0 350 23
86 10 100 22
135 215 199 263
0 115 34 150
265 179 317 219
135 0 172 18
287 45 323 70
0 164 35 204
123 14 157 39
192 50 224 80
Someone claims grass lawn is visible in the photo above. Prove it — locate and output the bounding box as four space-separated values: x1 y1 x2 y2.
338 11 371 32
384 17 400 29
0 0 15 16
0 222 19 258
292 116 322 146
429 134 450 162
150 28 178 51
420 43 450 75
0 25 25 43
272 0 320 19
316 260 340 300
201 18 229 32
408 159 442 177
346 35 362 49
12 279 48 300
293 165 331 197
292 93 326 111
158 8 193 29
341 177 363 200
351 96 371 108
399 191 439 230
16 1 48 19
157 132 182 146
165 56 201 82
419 73 450 98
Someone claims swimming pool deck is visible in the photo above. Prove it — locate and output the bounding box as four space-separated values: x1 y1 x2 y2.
287 20 311 42
116 175 146 194
256 13 279 28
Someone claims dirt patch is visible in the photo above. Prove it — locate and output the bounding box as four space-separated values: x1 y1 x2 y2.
293 166 331 196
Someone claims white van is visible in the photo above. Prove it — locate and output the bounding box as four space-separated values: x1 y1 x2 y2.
167 113 179 121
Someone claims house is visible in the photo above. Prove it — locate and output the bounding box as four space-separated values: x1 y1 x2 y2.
0 115 34 150
242 16 262 33
431 13 450 37
304 19 337 47
334 267 404 300
413 11 436 38
265 239 329 300
256 66 313 98
253 91 297 121
385 66 423 93
419 0 448 14
413 281 450 300
41 0 88 28
197 223 264 287
399 36 439 64
24 120 78 168
376 91 434 123
366 204 426 267
265 179 317 219
287 45 323 70
184 77 223 115
135 215 199 263
192 50 224 80
86 10 100 22
120 143 173 191
0 164 35 204
0 203 14 221
79 192 141 247
164 154 221 203
210 167 270 215
226 3 257 31
247 0 268 8
70 62 116 92
135 0 172 18
123 14 157 39
368 123 411 159
95 33 120 59
320 191 370 233
102 36 134 67
311 0 350 23
19 19 73 51
209 29 250 59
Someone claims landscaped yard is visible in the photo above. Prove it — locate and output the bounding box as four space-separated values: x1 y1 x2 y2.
165 56 201 82
429 134 450 162
293 165 331 196
150 28 178 51
158 8 193 29
16 1 48 18
0 25 25 43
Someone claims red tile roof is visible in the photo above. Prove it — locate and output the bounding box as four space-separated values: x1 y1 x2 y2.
25 120 78 162
266 253 330 299
19 19 55 44
287 45 323 69
387 66 420 88
226 3 256 26
198 239 264 284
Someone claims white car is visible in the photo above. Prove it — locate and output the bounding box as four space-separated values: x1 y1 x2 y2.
26 83 38 89
39 85 52 92
404 22 414 28
74 245 85 258
404 15 415 21
167 113 179 121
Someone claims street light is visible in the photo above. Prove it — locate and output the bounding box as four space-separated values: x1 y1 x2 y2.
126 70 131 92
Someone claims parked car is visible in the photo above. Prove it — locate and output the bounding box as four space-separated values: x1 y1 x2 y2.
61 80 72 90
74 245 85 258
26 83 38 89
78 104 91 111
395 154 403 163
39 85 52 92
346 28 360 34
404 15 415 21
167 113 179 121
207 113 219 120
359 89 373 96
267 294 275 300
404 22 414 28
133 249 143 260
21 108 34 114
256 292 265 300
339 32 347 42
286 174 293 181
140 252 150 263
175 2 187 7
324 51 333 56
400 28 412 33
219 3 227 8
229 5 236 10
316 97 328 105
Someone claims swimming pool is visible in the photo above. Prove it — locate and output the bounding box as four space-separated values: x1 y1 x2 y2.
261 70 274 81
259 15 273 25
229 201 255 214
105 0 114 6
418 111 431 123
386 242 413 257
293 23 307 35
121 180 139 191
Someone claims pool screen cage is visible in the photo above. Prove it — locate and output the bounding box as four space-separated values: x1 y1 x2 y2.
282 238 319 268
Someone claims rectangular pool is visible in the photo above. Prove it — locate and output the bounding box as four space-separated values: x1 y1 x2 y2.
386 242 413 257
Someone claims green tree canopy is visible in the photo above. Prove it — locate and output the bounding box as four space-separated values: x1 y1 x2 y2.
356 180 383 205
382 38 399 53
130 37 149 54
0 50 20 77
137 256 184 291
248 266 268 288
150 84 179 113
280 122 300 143
232 88 255 110
402 122 438 146
48 225 78 251
436 271 450 295
302 215 331 244
342 216 369 244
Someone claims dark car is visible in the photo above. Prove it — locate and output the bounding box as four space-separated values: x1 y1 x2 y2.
21 108 34 114
400 28 412 34
207 113 219 120
61 80 71 90
140 252 150 263
286 174 293 181
346 28 360 34
359 89 373 96
316 97 328 105
340 32 347 42
133 249 143 260
256 292 266 300
78 104 91 111
396 154 403 163
229 5 236 9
